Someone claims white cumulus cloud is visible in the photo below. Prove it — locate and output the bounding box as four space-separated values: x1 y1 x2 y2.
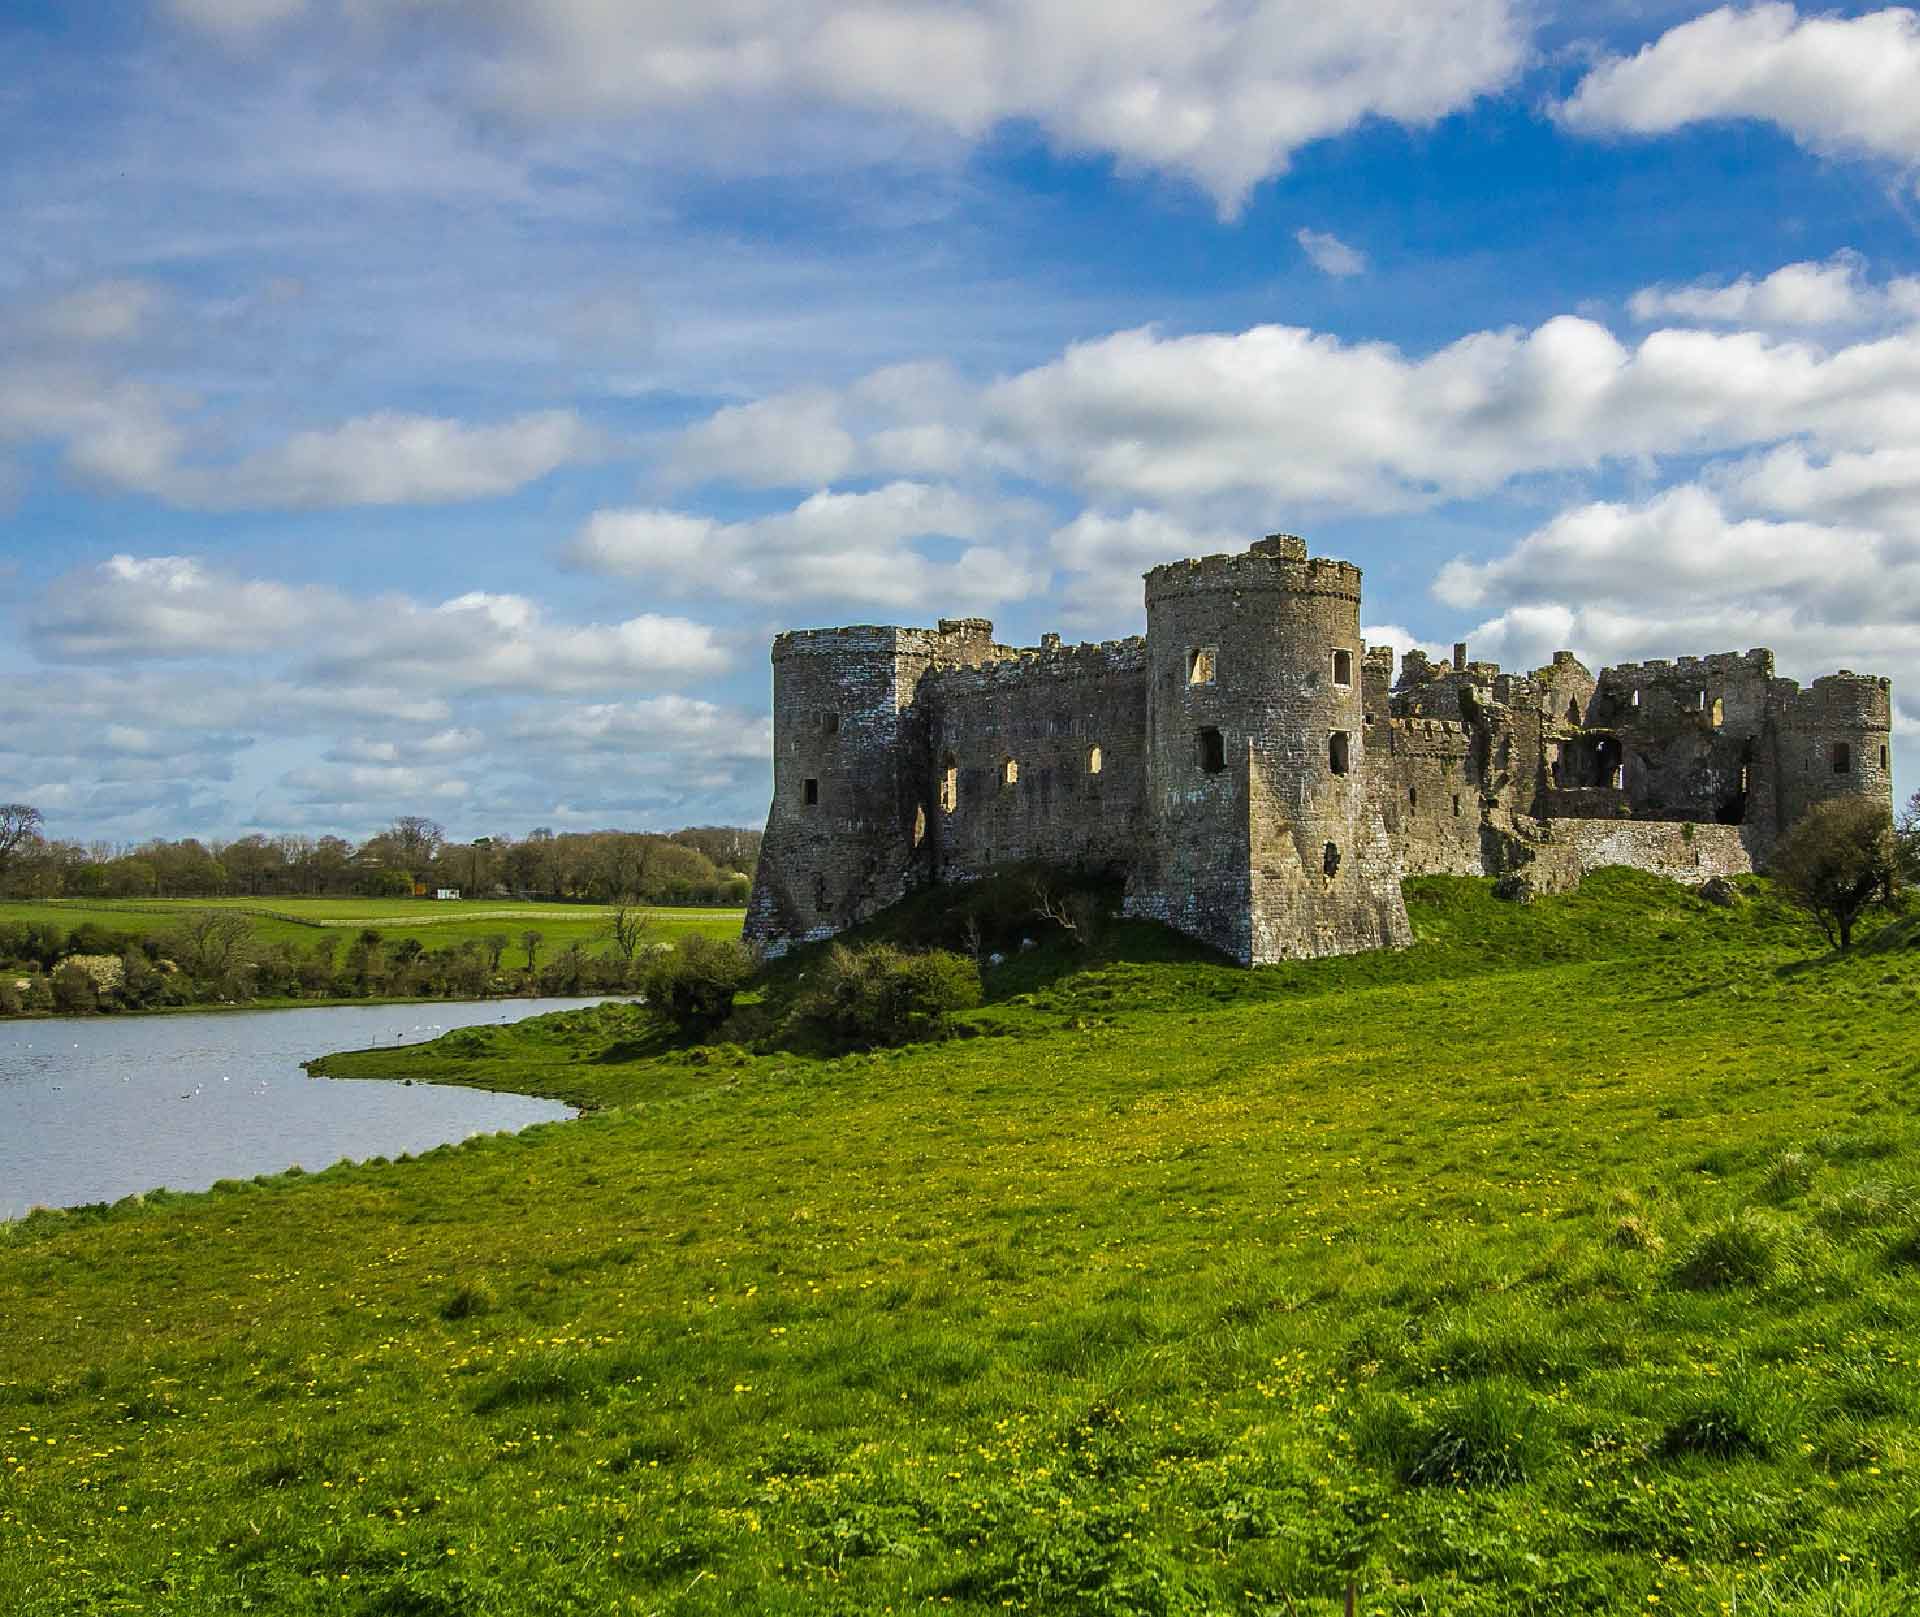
165 0 1529 215
1560 5 1920 173
567 481 1045 610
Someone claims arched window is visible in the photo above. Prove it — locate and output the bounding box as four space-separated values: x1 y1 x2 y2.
912 805 927 847
1087 745 1103 775
1566 698 1581 725
1002 758 1019 786
1710 698 1724 728
1328 732 1350 775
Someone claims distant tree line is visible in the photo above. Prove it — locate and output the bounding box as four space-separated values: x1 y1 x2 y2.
0 912 659 1018
0 809 760 906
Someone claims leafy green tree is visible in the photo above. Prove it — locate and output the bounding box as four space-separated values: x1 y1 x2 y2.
0 803 44 891
519 930 544 972
165 911 256 982
1770 797 1900 950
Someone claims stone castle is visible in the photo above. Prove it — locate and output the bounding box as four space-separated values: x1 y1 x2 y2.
745 533 1894 964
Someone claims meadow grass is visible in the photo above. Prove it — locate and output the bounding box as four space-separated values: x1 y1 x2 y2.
0 897 742 967
3 872 1919 1613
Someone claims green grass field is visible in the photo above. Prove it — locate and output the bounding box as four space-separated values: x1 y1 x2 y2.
0 897 743 967
4 873 1920 1613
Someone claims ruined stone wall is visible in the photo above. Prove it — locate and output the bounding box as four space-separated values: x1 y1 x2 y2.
926 641 1148 882
1367 716 1485 877
1524 820 1761 892
1576 651 1775 830
745 535 1892 964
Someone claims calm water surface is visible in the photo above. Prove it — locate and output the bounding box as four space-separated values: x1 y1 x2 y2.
0 999 597 1220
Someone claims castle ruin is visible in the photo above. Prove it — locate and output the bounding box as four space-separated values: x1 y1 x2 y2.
745 534 1894 964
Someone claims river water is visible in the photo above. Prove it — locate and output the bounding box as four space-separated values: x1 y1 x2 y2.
0 999 595 1220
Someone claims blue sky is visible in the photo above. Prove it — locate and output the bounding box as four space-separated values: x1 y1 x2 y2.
4 0 1918 842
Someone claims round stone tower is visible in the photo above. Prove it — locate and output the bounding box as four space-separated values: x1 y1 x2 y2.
1770 671 1896 836
1125 534 1410 963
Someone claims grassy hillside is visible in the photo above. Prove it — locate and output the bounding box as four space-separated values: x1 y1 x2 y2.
0 897 743 966
4 873 1919 1613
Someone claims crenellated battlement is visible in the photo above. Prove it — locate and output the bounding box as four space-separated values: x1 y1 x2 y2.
746 529 1894 963
1143 540 1363 605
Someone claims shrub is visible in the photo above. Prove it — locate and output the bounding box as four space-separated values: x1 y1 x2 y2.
794 943 982 1047
50 962 99 1014
638 935 754 1034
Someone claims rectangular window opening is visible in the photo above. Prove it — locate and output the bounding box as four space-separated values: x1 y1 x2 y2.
1198 727 1225 774
1187 646 1217 686
1331 648 1353 687
1452 794 1461 817
1833 742 1852 774
1880 743 1889 770
802 778 819 806
823 713 840 735
1328 731 1351 776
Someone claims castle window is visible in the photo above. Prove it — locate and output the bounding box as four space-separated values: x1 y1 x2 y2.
1452 794 1462 817
1881 743 1890 770
823 712 840 735
1198 727 1225 774
1003 757 1019 786
912 805 927 848
1087 745 1103 775
940 753 958 813
1611 765 1624 790
1697 690 1707 710
1710 698 1724 728
1408 785 1418 809
1331 649 1353 687
1833 742 1851 774
803 778 819 806
1188 646 1216 686
1328 731 1350 775
1323 842 1341 878
1566 698 1581 725
1631 689 1641 707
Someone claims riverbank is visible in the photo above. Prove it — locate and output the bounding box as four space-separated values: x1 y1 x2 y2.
4 873 1919 1613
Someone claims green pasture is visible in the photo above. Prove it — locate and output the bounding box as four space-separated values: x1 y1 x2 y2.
4 873 1920 1613
0 897 743 966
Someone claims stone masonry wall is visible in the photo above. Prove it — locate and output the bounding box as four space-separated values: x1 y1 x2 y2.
926 640 1148 882
747 535 1892 964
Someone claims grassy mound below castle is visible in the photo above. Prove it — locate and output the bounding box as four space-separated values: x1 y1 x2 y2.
4 871 1920 1614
